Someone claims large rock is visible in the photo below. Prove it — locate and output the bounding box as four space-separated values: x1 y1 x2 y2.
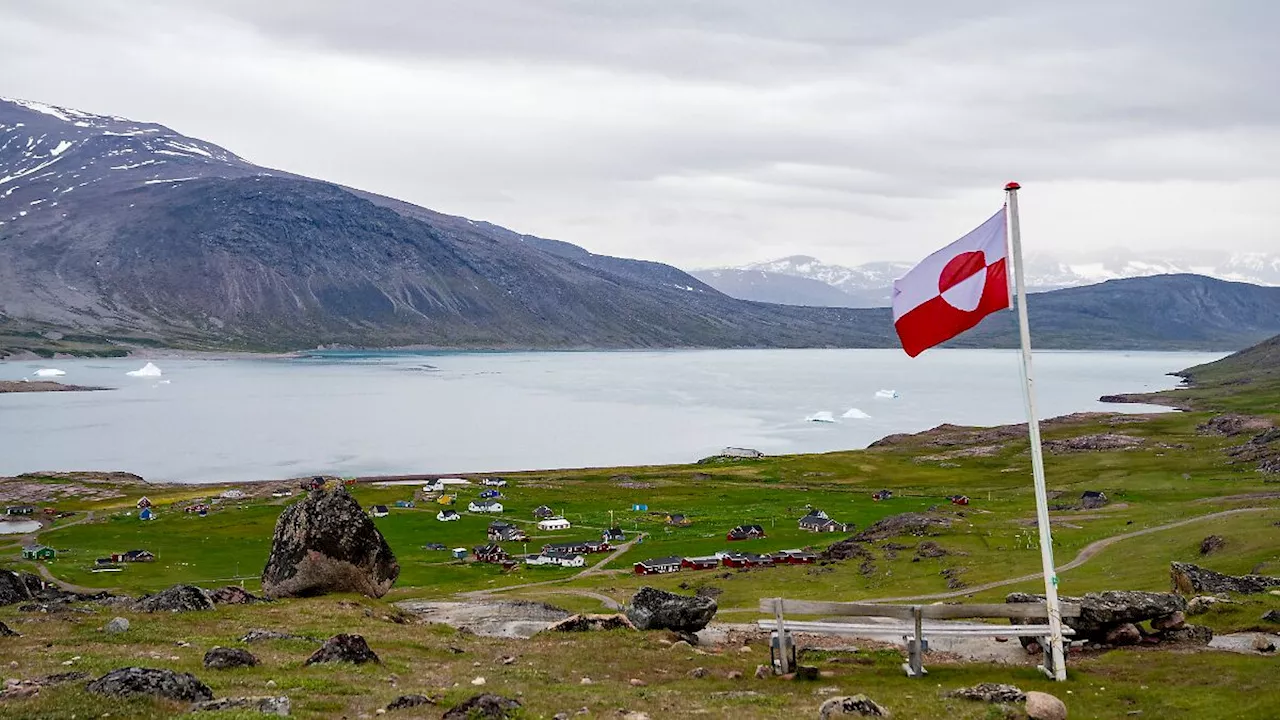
1007 591 1185 641
305 634 380 665
1171 562 1280 595
210 586 262 605
104 617 130 633
1160 624 1213 644
0 621 20 637
1151 611 1186 631
818 695 890 718
1025 691 1067 720
134 585 215 613
260 485 399 599
386 694 435 711
86 667 213 702
193 696 291 716
442 693 522 719
241 628 318 643
625 587 717 632
203 647 259 669
0 571 34 606
1104 623 1141 646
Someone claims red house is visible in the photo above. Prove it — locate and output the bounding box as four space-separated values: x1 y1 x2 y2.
633 556 682 575
473 544 509 563
774 549 819 565
681 556 719 571
949 494 970 506
721 552 769 569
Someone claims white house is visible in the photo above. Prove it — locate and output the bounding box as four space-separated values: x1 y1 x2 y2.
371 505 390 518
537 517 571 531
480 478 507 487
221 489 247 500
468 500 504 513
437 510 460 522
548 552 586 568
525 554 556 566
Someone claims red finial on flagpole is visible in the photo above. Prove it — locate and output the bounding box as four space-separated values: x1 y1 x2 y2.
1005 181 1021 191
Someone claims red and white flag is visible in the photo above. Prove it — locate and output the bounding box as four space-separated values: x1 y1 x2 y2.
892 208 1010 357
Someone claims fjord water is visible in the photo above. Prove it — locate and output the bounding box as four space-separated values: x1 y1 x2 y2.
0 349 1222 484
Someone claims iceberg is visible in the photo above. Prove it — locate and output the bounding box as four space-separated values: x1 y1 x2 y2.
841 408 871 419
805 411 837 423
874 389 899 399
33 368 66 377
126 362 163 378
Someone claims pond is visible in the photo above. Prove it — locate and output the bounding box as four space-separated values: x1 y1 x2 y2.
0 519 41 535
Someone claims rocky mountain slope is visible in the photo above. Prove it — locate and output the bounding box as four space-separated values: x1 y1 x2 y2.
3 97 1280 353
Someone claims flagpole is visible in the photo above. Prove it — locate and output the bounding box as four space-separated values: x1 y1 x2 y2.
1004 181 1067 681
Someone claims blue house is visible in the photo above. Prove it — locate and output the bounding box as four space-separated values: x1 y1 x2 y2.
632 503 648 512
139 508 155 521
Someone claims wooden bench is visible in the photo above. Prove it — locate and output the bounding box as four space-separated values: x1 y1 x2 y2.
758 598 1081 678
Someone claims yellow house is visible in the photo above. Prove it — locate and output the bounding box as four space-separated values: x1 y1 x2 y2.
437 495 456 505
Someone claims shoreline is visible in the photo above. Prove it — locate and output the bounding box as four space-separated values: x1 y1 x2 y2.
0 380 110 394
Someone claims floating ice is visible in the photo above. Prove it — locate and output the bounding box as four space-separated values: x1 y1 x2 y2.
805 411 837 423
875 389 899 399
126 362 163 377
841 408 871 419
33 368 66 377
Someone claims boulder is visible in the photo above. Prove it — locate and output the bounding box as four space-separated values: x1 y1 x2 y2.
104 617 130 633
1199 535 1227 555
442 693 522 719
545 613 636 632
1024 691 1067 720
134 585 215 613
386 694 435 711
818 695 890 718
1252 635 1276 653
210 586 262 605
1186 596 1233 615
1160 624 1213 645
1007 591 1185 641
1263 610 1280 623
821 539 873 562
948 683 1026 703
626 587 717 632
260 485 399 599
1151 611 1186 631
86 667 213 702
1104 623 1142 646
0 570 34 606
0 621 20 637
1171 562 1280 595
305 634 380 665
192 696 291 716
1197 414 1272 436
203 647 259 669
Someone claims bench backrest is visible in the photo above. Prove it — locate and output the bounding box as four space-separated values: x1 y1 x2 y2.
759 598 1081 620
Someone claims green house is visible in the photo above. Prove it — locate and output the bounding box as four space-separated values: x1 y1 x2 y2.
21 544 56 561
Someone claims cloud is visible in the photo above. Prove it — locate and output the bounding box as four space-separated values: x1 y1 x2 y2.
1 0 1276 268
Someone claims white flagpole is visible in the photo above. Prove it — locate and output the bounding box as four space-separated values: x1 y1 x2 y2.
1004 181 1067 681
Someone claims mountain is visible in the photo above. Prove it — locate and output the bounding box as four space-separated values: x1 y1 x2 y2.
697 251 1280 308
0 97 899 352
3 97 1280 355
687 268 867 308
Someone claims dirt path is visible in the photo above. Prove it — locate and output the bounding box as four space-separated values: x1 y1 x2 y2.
529 589 623 610
457 532 647 600
25 561 113 595
867 507 1272 602
579 532 647 576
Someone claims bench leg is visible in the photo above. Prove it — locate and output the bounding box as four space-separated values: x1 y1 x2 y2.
1037 635 1060 679
900 606 928 677
773 599 791 675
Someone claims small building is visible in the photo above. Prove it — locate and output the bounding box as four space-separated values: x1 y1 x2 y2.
480 478 507 487
721 447 764 459
872 490 893 501
525 553 557 567
42 507 57 515
437 509 460 522
537 517 571 532
184 503 210 514
633 556 682 575
948 494 970 506
271 489 293 498
681 556 719 571
437 495 456 505
774 549 819 564
473 544 508 563
631 503 648 512
582 540 611 553
113 549 155 563
1080 491 1108 509
6 505 35 516
371 505 390 518
666 514 691 527
221 489 247 500
138 508 155 521
546 552 585 568
799 510 847 533
726 524 767 541
94 558 118 567
488 521 528 542
722 552 770 568
22 544 56 561
542 541 590 555
451 547 469 560
602 527 626 542
479 489 502 499
301 477 325 491
468 500 504 513
135 497 152 510
533 505 555 519
395 500 415 508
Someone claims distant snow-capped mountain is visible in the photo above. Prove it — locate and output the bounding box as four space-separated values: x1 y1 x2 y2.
693 251 1280 308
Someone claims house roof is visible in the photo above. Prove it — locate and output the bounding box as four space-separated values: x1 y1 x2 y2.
372 505 389 512
683 555 719 563
637 556 682 567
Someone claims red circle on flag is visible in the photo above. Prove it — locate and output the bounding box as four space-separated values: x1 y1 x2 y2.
938 251 986 294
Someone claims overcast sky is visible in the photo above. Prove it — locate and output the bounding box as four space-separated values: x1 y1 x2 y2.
2 1 1276 268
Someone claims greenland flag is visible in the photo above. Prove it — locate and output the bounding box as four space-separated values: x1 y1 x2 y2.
892 208 1010 357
